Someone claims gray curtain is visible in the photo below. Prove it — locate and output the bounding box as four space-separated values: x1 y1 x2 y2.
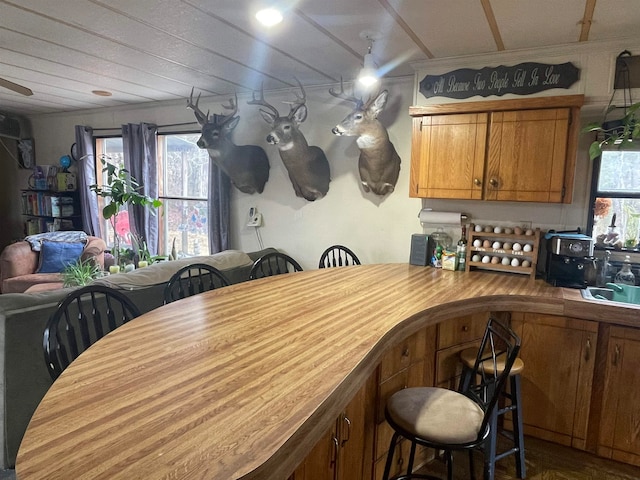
122 123 159 255
74 125 101 237
209 161 231 253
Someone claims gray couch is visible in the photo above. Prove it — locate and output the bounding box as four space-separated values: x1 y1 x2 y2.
0 247 276 468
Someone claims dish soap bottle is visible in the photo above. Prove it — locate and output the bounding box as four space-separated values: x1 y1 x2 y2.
614 255 636 285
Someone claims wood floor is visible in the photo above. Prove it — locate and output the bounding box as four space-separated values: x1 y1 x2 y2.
418 436 640 480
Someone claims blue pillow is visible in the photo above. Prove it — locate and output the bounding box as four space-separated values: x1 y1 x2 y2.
37 240 85 273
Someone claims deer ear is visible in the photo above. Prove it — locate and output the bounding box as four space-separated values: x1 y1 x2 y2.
292 104 307 124
369 90 389 118
260 109 276 125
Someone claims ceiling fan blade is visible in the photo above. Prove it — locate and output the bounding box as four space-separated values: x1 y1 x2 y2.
0 77 33 96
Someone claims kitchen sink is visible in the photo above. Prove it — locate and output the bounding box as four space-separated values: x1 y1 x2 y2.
581 284 640 306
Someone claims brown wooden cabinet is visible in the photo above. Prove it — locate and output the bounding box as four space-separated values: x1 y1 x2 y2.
597 325 640 466
511 313 597 450
409 95 583 203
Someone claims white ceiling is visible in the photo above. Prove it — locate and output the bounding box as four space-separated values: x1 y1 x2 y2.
0 0 638 116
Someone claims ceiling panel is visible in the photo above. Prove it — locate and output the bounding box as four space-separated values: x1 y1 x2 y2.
0 0 639 116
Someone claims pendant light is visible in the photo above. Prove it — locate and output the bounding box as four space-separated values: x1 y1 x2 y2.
358 37 379 88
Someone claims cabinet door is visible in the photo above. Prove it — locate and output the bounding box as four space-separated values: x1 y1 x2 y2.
486 108 570 202
598 326 640 466
294 426 337 480
410 113 487 199
515 314 597 449
337 382 368 480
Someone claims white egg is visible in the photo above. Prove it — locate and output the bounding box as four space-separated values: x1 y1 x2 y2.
474 224 483 232
503 227 513 234
523 243 533 252
511 258 520 267
473 239 482 247
482 255 491 264
484 225 494 233
513 226 523 235
493 226 502 234
522 260 531 268
501 257 511 265
502 242 513 250
512 242 522 251
525 229 534 236
472 254 481 262
492 241 502 249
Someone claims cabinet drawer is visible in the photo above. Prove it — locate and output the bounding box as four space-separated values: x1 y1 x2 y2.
379 328 427 382
377 361 426 424
435 340 481 389
437 313 488 349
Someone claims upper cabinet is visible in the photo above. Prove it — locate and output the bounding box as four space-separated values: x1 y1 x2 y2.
409 95 584 203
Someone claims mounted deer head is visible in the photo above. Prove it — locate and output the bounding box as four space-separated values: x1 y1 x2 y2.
248 79 330 201
329 79 401 196
187 88 269 194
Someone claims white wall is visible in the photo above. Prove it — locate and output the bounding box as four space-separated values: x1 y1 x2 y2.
27 38 640 269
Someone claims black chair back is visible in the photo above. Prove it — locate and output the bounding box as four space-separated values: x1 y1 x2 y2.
464 317 521 443
163 263 230 304
249 252 303 280
318 245 361 268
43 285 141 380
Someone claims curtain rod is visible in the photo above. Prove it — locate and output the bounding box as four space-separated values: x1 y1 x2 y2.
91 121 199 132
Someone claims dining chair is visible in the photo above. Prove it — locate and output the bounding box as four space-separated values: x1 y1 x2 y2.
43 285 141 380
248 252 303 280
318 245 361 268
382 317 521 480
163 263 230 304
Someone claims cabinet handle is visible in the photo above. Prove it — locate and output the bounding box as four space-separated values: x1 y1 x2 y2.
585 338 591 362
613 344 621 366
402 347 410 357
331 435 339 467
341 415 351 446
473 178 482 186
489 178 499 188
462 325 469 332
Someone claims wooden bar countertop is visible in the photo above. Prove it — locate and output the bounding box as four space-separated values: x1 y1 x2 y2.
15 264 640 480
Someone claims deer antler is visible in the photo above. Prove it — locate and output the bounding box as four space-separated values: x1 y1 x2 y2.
282 77 307 115
328 77 362 107
218 92 238 125
247 83 280 117
187 87 210 125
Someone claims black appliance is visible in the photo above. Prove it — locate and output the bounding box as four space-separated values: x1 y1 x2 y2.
538 230 595 288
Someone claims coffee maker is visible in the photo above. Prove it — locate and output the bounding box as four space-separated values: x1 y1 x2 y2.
537 230 595 288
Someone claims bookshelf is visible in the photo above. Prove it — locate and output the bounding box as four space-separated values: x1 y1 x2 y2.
21 189 82 234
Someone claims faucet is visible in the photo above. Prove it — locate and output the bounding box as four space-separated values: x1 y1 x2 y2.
598 250 611 286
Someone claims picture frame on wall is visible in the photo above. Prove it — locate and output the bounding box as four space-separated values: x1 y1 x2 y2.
18 138 35 169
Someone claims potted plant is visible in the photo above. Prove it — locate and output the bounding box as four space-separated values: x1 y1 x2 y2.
582 102 640 160
90 157 162 266
61 258 104 287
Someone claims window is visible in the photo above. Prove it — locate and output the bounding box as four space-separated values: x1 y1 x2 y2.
588 148 640 250
94 133 210 257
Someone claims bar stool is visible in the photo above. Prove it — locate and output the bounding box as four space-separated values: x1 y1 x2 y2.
459 347 526 479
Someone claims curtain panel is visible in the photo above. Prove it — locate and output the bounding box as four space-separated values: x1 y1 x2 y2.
74 125 101 237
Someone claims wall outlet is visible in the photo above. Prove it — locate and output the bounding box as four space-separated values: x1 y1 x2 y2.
247 207 262 227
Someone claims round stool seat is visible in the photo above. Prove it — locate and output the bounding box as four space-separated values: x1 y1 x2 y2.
460 347 525 376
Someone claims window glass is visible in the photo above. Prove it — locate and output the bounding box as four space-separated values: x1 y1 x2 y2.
94 133 210 258
590 149 640 250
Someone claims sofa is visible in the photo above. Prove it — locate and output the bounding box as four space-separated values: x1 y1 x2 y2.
0 235 106 293
0 247 276 468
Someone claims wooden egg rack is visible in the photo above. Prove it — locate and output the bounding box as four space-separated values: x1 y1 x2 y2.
465 224 540 281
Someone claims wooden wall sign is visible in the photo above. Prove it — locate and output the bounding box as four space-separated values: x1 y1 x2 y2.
419 62 580 100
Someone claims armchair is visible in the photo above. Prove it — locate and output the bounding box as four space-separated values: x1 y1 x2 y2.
0 235 106 293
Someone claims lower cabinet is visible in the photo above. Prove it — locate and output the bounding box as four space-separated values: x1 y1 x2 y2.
511 313 597 450
598 325 640 466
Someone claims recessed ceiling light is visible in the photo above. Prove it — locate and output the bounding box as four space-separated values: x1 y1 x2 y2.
256 8 283 27
92 90 112 97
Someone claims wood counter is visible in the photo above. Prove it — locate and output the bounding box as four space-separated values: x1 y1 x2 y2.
15 265 640 479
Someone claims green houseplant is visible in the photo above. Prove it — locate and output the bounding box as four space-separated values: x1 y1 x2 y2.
61 258 104 287
89 157 162 266
582 102 640 160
